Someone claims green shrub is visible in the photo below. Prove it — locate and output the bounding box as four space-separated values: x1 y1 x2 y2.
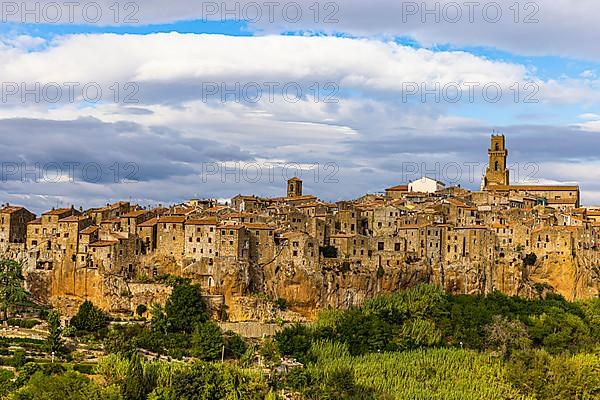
7 318 40 329
70 301 108 333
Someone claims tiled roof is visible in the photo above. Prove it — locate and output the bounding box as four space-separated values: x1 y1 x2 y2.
385 185 409 192
138 218 158 227
156 216 186 224
0 206 25 214
59 215 89 223
80 226 99 235
42 208 73 216
121 210 149 218
186 217 218 226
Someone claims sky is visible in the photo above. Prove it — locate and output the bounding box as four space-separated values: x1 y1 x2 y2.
1 0 600 214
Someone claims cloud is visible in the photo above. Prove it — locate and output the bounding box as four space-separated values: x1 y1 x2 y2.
3 1 600 61
0 32 599 211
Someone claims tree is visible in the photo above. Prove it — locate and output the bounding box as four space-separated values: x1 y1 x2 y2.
122 352 147 400
224 331 248 359
11 370 121 400
484 315 531 357
0 259 30 321
136 304 148 317
11 349 27 368
164 284 208 334
70 301 108 333
150 303 168 334
191 321 224 361
45 310 66 356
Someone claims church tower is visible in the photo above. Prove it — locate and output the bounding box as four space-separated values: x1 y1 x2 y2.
287 177 303 198
483 134 509 189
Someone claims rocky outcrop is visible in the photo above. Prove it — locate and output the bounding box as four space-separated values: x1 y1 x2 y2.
19 249 600 321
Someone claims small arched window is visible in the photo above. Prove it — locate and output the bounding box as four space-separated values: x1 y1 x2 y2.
495 161 499 171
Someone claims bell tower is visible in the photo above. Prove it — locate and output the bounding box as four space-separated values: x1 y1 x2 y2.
484 134 509 189
287 177 303 198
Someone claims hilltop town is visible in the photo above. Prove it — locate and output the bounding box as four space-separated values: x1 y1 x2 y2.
1 135 599 320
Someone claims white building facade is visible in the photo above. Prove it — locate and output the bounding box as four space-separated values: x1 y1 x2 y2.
408 177 445 193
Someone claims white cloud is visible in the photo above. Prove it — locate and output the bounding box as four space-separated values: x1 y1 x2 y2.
3 1 599 60
0 32 599 211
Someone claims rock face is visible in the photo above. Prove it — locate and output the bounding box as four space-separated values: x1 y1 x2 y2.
16 244 600 321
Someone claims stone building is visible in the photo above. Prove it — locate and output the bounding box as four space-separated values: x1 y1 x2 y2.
0 205 35 244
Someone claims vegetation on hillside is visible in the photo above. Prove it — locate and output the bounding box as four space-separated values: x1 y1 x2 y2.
1 283 599 399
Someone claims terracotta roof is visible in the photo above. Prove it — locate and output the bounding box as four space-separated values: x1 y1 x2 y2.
288 177 302 182
138 218 158 228
0 206 26 214
186 217 218 226
28 218 42 225
296 201 332 208
92 201 129 213
217 223 245 230
445 198 470 208
121 210 149 218
386 185 409 192
59 215 89 223
157 216 186 224
80 226 99 235
43 208 73 216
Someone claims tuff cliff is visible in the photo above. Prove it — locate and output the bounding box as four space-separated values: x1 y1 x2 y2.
14 245 600 321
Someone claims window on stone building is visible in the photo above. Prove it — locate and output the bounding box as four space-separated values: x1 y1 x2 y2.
378 242 384 251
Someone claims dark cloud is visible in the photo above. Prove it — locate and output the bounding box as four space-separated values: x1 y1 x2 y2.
0 116 254 185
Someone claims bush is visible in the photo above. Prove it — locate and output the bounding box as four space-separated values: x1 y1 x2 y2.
224 331 247 359
164 284 208 334
190 321 223 361
73 364 96 375
11 349 27 368
136 304 148 317
8 318 40 329
70 301 108 333
320 245 338 258
170 361 269 400
523 253 537 266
